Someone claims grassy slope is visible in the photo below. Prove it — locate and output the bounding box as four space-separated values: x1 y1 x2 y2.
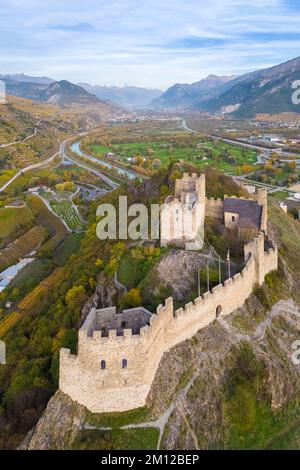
0 206 35 246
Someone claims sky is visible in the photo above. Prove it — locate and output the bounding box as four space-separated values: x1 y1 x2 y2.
0 0 300 90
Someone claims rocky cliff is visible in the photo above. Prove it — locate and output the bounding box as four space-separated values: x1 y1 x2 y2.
21 204 300 450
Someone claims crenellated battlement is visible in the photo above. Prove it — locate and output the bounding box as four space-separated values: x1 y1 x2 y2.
60 230 278 414
59 174 276 414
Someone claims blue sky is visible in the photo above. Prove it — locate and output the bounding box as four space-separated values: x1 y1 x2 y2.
0 0 300 89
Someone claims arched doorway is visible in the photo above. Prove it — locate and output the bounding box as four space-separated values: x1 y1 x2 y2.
216 305 223 318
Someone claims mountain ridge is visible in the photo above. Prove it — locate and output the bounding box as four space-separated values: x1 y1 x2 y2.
78 83 163 108
193 56 300 117
150 74 235 110
3 78 119 111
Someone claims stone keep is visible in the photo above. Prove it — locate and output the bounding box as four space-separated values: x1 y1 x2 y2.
160 173 206 249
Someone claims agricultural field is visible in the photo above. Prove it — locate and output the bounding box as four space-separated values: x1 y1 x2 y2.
49 200 84 231
87 134 258 176
0 205 35 247
0 225 47 271
0 98 36 145
0 169 17 186
0 267 65 338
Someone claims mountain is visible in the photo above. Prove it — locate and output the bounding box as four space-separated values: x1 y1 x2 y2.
38 80 102 107
0 73 55 85
78 83 163 108
150 75 235 110
195 56 300 117
4 79 117 110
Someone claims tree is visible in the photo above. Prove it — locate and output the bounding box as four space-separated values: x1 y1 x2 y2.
65 285 87 310
120 288 142 309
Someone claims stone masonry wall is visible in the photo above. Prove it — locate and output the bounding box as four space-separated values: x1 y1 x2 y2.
59 233 278 413
205 198 224 219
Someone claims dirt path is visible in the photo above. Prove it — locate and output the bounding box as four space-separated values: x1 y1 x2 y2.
0 126 38 149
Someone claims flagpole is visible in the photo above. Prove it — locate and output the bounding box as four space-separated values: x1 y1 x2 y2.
207 260 210 292
198 268 201 297
227 250 231 279
219 254 221 285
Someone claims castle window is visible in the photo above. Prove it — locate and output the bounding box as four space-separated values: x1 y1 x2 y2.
122 359 128 369
232 216 235 222
101 360 106 370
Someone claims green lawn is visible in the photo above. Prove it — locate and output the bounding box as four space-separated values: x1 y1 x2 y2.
72 427 159 450
87 406 151 428
89 138 257 175
271 190 290 200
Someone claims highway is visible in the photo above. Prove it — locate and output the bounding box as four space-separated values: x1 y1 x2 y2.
181 119 299 195
181 119 298 160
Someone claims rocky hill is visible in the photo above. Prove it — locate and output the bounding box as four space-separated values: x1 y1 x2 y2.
4 79 119 113
20 203 300 450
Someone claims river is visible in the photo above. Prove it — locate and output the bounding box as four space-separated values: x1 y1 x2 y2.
70 141 141 181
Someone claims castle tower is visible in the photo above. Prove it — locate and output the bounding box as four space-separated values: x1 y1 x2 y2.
161 173 206 249
195 173 206 204
257 188 268 234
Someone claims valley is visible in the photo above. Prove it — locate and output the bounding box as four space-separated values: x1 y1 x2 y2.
1 58 300 453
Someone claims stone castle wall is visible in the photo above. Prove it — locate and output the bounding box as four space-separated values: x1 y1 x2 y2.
60 233 278 413
205 197 224 219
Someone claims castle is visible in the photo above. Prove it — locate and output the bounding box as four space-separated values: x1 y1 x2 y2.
160 173 267 248
160 173 206 249
59 174 277 413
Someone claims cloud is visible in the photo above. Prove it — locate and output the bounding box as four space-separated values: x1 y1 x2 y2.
0 0 299 88
50 22 95 33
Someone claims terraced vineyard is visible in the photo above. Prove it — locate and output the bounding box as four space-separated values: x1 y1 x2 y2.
0 267 65 338
0 225 46 271
0 206 35 247
49 200 84 231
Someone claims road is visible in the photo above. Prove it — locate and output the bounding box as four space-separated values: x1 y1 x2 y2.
0 125 39 149
60 137 119 189
0 149 59 193
0 132 120 194
182 119 298 160
181 119 300 194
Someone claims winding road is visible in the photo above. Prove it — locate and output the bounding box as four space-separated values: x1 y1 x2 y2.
60 137 119 190
0 132 121 194
0 124 39 149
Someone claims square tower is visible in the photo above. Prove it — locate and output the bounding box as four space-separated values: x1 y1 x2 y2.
160 173 206 250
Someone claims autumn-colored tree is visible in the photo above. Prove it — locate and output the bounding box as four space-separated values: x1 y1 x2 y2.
65 285 87 309
120 288 142 309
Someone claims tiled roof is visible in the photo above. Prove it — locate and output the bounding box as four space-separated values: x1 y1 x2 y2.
224 198 262 229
